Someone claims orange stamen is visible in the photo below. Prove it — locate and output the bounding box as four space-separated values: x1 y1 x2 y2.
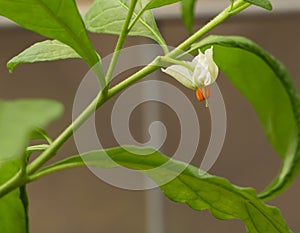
196 88 204 101
196 86 210 101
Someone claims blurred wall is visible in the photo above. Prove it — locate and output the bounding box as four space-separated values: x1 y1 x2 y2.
0 10 300 233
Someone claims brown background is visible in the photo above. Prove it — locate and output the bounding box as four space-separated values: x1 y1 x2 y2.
0 6 300 233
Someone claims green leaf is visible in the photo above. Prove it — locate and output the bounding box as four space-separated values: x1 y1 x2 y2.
0 99 63 232
84 0 167 46
30 128 52 144
39 146 292 233
190 35 300 200
0 0 99 67
0 99 63 161
244 0 272 10
145 0 181 9
181 0 196 34
7 40 81 73
0 160 27 233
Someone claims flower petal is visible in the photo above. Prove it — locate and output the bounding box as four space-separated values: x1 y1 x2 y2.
162 65 196 89
205 47 219 82
193 61 208 86
192 51 206 66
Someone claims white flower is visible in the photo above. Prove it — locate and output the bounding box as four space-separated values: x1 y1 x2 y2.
161 47 219 102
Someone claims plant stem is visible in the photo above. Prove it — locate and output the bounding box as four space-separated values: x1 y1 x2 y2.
26 94 105 175
27 0 139 176
128 4 169 54
108 60 159 97
0 168 25 198
29 0 250 175
28 162 85 182
168 0 250 58
0 0 251 197
104 0 138 90
109 0 251 98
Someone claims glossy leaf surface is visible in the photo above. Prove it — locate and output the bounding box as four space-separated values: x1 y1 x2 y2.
0 160 27 233
0 99 63 233
191 35 300 200
38 146 292 233
145 0 181 9
84 0 166 46
244 0 272 10
0 0 99 67
0 99 63 161
181 0 196 34
7 40 81 72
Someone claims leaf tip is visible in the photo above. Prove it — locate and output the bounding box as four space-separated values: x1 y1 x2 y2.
264 1 273 11
245 0 273 11
7 62 17 73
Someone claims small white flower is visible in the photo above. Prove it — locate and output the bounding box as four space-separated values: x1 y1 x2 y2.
161 47 219 102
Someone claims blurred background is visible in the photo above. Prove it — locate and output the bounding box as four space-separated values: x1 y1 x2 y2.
0 0 300 232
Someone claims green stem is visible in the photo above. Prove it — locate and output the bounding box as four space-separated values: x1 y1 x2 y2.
0 168 25 198
0 0 251 197
109 0 250 97
35 0 250 172
26 94 105 175
108 60 159 97
28 162 85 182
128 5 169 54
104 0 138 90
28 0 138 176
168 0 250 58
228 1 251 16
26 144 49 154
